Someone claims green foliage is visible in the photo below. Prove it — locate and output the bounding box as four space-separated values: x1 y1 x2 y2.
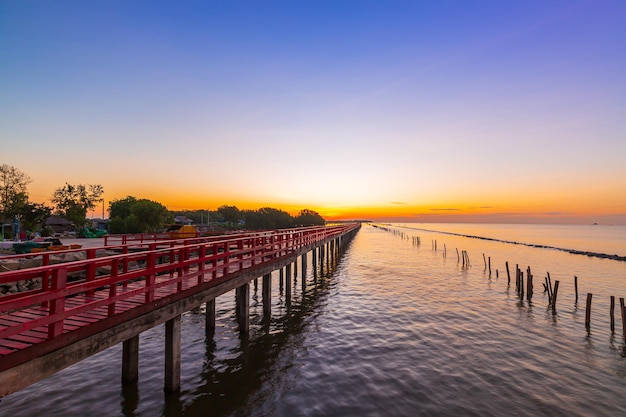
217 205 242 225
51 183 104 228
294 209 325 226
21 201 52 232
109 196 172 233
0 164 31 220
243 207 294 230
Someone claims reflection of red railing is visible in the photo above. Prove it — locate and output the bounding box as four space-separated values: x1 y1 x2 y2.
0 224 358 369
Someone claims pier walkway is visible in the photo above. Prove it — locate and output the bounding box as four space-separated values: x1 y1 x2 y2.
0 224 360 397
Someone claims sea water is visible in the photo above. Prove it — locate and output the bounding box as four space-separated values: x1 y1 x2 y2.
1 223 625 417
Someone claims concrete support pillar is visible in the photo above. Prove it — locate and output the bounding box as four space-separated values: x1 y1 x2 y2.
312 248 317 269
301 253 307 278
164 315 181 392
285 264 292 305
279 268 284 292
236 283 250 333
262 273 271 317
205 298 216 335
294 258 298 278
122 335 139 383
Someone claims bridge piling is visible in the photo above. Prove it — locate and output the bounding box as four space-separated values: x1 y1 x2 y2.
164 315 181 392
122 335 139 383
236 283 250 333
262 273 271 317
205 299 216 335
285 263 292 305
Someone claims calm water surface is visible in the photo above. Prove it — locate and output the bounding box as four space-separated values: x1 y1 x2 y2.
2 223 626 416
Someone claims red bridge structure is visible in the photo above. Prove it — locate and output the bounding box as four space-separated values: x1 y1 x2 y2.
0 224 360 397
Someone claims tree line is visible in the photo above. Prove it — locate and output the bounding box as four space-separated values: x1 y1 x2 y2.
109 200 324 233
0 163 325 237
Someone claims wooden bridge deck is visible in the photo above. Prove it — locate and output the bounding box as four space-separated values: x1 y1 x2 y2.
0 224 359 395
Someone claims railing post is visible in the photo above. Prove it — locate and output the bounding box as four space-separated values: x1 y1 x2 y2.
197 245 206 285
210 243 217 280
108 259 119 316
176 248 184 292
122 246 129 288
48 267 67 338
238 239 244 270
145 252 156 303
222 242 229 277
86 248 97 297
41 253 51 308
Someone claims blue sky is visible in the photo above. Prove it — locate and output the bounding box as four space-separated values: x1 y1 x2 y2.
1 1 625 223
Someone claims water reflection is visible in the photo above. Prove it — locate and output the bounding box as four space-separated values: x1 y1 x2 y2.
169 245 347 417
120 381 139 417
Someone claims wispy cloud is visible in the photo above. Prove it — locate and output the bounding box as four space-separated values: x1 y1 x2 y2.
429 208 461 211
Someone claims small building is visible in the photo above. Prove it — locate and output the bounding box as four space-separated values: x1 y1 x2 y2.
45 216 74 234
90 219 108 231
174 216 193 225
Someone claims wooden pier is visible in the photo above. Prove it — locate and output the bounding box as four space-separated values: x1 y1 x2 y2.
0 224 360 397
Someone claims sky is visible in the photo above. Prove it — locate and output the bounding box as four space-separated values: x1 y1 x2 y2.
1 1 625 224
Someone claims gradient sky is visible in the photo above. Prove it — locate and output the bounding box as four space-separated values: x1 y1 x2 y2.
1 1 625 224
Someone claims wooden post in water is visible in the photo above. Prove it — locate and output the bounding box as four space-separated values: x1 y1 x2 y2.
483 253 486 269
610 296 615 333
585 293 593 329
122 335 139 383
164 315 181 392
236 283 250 333
205 298 216 335
574 276 579 303
506 261 511 285
551 280 559 313
519 271 524 299
285 263 292 306
488 257 491 276
262 273 271 317
620 298 626 340
456 248 460 263
526 272 533 302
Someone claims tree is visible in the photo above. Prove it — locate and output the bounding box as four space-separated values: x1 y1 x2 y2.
21 201 52 233
243 207 294 230
217 205 242 226
51 183 104 229
129 199 171 232
295 209 325 226
108 196 172 233
0 164 31 220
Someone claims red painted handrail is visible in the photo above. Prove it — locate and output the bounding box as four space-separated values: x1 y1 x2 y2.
0 225 358 367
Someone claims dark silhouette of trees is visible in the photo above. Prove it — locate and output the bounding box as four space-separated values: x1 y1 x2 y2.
217 205 242 225
108 196 172 233
51 183 104 229
294 209 325 226
0 164 31 221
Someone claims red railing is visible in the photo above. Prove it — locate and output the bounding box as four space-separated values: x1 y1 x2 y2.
0 224 358 365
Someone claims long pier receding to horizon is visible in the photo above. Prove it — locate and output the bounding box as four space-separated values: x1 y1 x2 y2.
0 224 360 398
